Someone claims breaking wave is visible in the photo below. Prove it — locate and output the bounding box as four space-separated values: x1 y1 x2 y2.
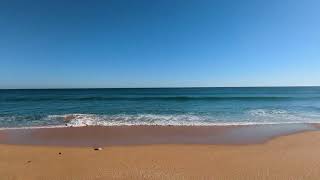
1 108 320 129
49 114 213 126
32 111 320 128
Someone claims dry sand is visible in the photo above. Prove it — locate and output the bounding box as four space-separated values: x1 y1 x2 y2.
1 130 320 180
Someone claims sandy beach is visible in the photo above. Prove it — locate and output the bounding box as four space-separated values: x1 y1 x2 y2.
1 0 319 177
0 126 320 179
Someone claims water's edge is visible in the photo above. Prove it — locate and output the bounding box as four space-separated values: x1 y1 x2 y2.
0 124 317 147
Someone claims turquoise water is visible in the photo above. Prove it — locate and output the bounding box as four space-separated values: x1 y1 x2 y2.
0 87 320 128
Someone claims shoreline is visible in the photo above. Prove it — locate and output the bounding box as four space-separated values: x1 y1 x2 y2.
0 123 317 147
1 121 320 130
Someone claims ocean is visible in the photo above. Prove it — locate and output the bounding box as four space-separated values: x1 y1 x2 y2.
0 87 320 128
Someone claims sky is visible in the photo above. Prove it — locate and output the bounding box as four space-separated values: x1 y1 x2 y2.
0 0 319 88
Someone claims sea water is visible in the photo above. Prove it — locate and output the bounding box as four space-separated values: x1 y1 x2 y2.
0 87 320 128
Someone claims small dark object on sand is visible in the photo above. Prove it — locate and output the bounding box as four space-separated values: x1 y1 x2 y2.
59 152 62 155
94 147 103 151
26 160 31 164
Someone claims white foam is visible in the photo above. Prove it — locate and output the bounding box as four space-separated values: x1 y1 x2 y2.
54 114 212 127
248 109 288 117
1 111 320 130
45 113 320 127
0 125 67 130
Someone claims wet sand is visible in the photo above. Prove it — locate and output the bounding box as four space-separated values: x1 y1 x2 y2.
0 124 316 146
1 125 320 179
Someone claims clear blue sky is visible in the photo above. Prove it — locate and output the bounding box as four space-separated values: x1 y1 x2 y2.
0 0 319 88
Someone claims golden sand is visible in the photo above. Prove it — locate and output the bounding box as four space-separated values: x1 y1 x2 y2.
1 131 320 180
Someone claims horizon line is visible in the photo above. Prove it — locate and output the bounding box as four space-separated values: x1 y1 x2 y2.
1 85 320 90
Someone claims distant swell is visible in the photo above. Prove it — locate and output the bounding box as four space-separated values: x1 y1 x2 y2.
2 96 318 102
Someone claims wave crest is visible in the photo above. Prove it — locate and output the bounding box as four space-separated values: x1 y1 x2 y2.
48 114 210 127
248 109 288 117
46 111 320 127
1 109 320 129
